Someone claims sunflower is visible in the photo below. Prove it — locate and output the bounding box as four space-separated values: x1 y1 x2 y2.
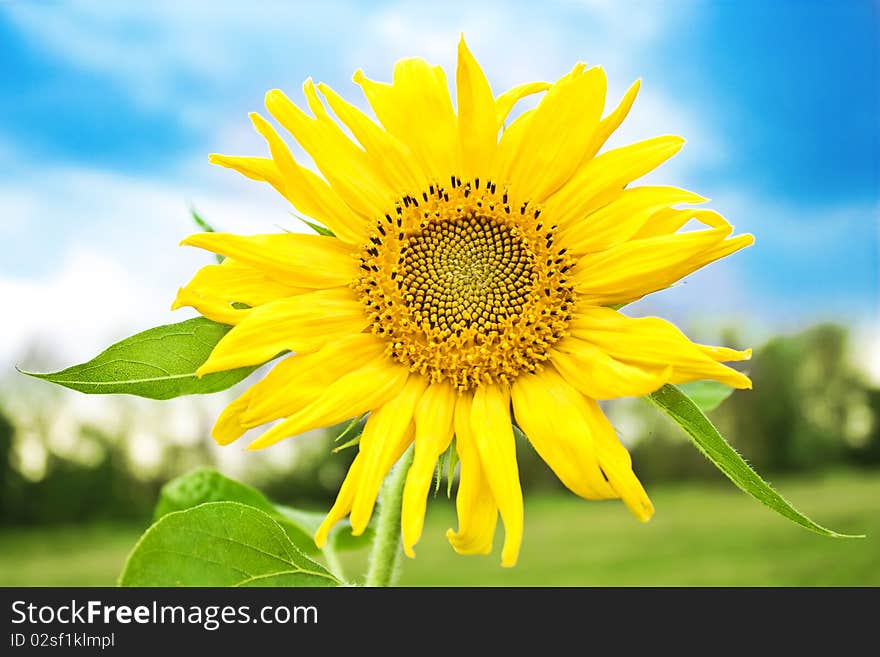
174 37 753 567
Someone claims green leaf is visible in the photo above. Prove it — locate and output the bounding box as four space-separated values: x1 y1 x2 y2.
155 467 273 521
648 384 864 538
238 573 336 587
155 467 371 554
675 380 735 412
119 501 339 586
18 317 258 400
154 467 323 552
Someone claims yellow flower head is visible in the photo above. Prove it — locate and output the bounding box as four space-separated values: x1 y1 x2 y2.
174 37 754 567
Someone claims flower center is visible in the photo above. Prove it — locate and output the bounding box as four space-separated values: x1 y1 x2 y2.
355 177 576 390
400 215 532 333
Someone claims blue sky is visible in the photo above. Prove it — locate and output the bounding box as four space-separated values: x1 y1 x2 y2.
0 0 877 370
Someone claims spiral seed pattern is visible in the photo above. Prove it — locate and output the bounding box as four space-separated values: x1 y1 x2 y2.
400 215 533 333
355 177 576 390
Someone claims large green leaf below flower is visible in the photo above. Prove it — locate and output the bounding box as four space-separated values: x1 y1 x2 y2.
649 383 863 538
154 467 373 554
19 317 257 399
119 501 339 587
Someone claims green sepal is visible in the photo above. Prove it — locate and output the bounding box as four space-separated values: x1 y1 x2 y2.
434 449 445 497
290 212 335 237
190 207 216 233
190 208 223 262
332 433 362 453
446 439 458 498
334 414 366 443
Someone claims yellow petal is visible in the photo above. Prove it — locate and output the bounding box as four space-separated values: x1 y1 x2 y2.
632 207 732 239
220 114 366 245
573 228 755 306
583 78 640 160
197 287 368 376
496 64 607 202
470 383 522 567
172 258 305 325
265 86 396 218
545 135 685 230
495 81 550 127
580 395 654 521
316 82 426 193
240 333 387 428
402 380 457 557
550 338 670 400
354 59 460 181
211 386 256 446
446 391 498 556
172 287 247 325
569 306 752 389
246 359 409 450
456 36 497 179
208 154 286 195
176 258 304 305
511 368 616 499
349 375 427 534
180 232 356 289
315 453 365 548
491 108 535 183
699 344 753 363
557 186 707 255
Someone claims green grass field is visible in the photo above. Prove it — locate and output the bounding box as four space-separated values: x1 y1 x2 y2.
1 468 877 586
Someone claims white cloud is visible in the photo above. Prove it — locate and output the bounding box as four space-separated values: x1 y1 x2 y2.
1 245 169 371
0 158 302 373
5 1 358 109
711 191 879 251
352 0 696 85
6 0 720 174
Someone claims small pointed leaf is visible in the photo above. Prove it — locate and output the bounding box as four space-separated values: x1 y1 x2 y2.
648 384 863 538
19 317 258 400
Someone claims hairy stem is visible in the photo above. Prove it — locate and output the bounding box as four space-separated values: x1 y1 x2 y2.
365 446 414 587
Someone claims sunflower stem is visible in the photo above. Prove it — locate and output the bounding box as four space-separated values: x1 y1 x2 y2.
365 446 414 587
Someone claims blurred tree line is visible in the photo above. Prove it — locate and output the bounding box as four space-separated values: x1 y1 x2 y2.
0 322 877 527
627 323 880 482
